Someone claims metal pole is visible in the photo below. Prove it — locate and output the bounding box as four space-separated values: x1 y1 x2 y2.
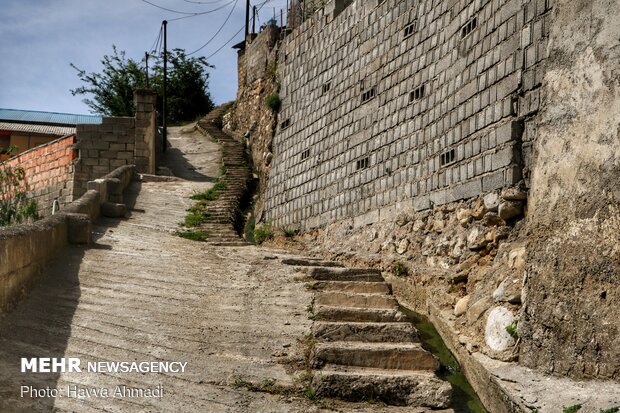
163 20 168 153
252 6 256 34
145 52 149 88
245 0 250 40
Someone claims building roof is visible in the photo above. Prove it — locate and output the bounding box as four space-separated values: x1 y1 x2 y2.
0 121 75 136
0 108 102 126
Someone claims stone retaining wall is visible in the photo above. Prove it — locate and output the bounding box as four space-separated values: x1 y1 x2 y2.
0 164 135 315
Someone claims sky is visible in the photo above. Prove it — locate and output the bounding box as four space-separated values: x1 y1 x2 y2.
0 0 289 115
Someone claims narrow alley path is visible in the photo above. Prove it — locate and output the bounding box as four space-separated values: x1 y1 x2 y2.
0 124 317 412
0 124 449 413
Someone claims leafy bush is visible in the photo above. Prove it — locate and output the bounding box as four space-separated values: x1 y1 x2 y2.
253 223 273 244
265 93 281 112
0 155 39 227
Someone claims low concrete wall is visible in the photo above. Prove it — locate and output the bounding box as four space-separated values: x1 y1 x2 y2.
0 164 135 315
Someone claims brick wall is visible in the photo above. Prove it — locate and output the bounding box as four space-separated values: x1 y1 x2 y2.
1 135 78 216
263 0 550 229
2 90 158 213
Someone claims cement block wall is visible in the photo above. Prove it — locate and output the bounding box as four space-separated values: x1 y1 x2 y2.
265 0 550 229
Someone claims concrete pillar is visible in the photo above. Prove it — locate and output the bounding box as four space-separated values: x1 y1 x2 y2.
133 89 158 174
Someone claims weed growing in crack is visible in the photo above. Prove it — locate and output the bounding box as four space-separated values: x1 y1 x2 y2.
191 180 226 201
505 321 518 339
176 231 209 241
281 226 297 238
391 260 409 277
253 222 273 244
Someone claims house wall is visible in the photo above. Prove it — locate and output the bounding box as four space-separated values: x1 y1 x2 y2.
1 135 78 216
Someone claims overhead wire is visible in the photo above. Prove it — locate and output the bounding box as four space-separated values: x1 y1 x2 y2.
187 0 240 55
182 0 227 4
141 0 235 18
203 0 274 61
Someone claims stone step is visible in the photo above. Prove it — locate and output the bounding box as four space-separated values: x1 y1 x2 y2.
313 281 391 294
314 305 406 323
315 291 398 309
281 258 345 267
311 365 452 408
309 267 384 282
312 321 418 343
311 342 439 371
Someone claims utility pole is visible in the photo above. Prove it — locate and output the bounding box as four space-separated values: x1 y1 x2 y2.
252 5 256 34
145 52 150 88
162 20 168 153
245 0 250 41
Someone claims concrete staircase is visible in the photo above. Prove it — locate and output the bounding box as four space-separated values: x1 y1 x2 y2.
283 258 452 408
195 106 252 247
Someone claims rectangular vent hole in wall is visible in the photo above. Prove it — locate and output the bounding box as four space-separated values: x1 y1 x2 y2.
410 84 426 102
301 149 310 160
403 21 417 38
361 87 376 103
461 17 477 38
440 149 456 167
281 119 291 130
356 156 370 170
322 82 331 94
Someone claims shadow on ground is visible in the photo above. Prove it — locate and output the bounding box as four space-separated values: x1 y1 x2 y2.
0 245 84 411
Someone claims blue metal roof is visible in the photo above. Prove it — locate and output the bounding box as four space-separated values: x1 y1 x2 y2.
0 108 102 126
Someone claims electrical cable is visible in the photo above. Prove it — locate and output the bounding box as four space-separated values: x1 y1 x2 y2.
187 0 240 55
182 0 226 4
140 0 234 16
203 0 274 60
148 24 163 56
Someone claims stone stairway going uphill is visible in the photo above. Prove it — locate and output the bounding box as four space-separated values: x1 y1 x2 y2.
195 104 252 246
282 258 452 408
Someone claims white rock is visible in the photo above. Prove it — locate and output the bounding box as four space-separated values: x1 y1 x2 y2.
467 225 489 250
498 201 523 220
485 307 516 352
454 295 470 316
483 193 500 212
397 238 410 254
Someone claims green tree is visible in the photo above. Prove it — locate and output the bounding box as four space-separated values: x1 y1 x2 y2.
71 46 215 124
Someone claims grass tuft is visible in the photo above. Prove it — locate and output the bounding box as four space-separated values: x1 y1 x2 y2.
391 260 409 277
253 223 273 244
505 321 518 339
177 231 209 241
563 405 582 413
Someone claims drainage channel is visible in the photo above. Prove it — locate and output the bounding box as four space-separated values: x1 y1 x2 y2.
399 306 487 413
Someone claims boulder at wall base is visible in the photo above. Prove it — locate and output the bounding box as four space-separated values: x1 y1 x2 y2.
467 225 490 250
485 306 516 352
483 192 500 212
471 199 487 220
498 201 523 220
454 295 470 316
501 187 528 201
